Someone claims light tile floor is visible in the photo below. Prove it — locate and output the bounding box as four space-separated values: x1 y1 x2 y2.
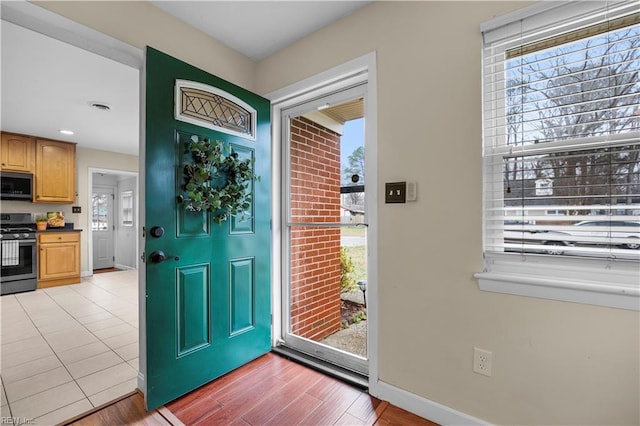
0 270 139 425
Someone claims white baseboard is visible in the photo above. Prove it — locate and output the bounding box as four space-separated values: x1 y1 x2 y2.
372 380 489 426
137 372 145 398
81 270 92 278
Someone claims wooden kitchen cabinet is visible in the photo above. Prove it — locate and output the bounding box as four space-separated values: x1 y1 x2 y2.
35 139 76 203
38 232 81 288
1 132 35 173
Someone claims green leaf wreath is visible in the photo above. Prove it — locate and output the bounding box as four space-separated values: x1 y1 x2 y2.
178 135 258 223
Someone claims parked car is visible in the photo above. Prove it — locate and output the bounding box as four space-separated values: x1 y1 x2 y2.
568 220 640 250
503 225 573 255
504 220 640 255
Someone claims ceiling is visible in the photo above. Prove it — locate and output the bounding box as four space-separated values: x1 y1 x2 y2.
1 2 369 157
151 1 370 61
320 98 364 124
1 20 140 156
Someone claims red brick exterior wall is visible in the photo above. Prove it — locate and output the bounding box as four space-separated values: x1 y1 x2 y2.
289 116 342 340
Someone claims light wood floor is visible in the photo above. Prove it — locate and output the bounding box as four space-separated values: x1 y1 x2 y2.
1 270 139 424
66 353 438 426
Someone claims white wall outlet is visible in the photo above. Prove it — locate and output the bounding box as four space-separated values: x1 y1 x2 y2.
473 347 492 377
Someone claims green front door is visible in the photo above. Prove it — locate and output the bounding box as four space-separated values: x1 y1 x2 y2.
144 47 271 409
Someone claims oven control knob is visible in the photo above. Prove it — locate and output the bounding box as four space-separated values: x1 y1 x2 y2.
13 233 19 239
23 233 30 238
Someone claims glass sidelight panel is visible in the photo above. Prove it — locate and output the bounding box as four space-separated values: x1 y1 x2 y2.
283 89 368 375
92 193 109 231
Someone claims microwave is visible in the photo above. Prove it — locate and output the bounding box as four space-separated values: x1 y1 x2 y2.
0 172 33 201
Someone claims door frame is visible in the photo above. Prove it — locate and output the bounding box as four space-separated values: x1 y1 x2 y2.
87 168 139 273
281 84 369 375
265 52 379 391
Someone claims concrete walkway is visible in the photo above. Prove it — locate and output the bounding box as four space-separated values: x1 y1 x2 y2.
318 289 367 357
319 321 367 358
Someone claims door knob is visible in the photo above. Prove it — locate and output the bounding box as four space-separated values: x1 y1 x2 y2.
149 226 165 238
149 250 179 263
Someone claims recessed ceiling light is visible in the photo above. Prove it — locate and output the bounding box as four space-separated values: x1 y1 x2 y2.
89 102 111 111
59 129 74 135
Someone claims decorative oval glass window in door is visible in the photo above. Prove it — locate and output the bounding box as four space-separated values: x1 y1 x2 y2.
175 79 257 141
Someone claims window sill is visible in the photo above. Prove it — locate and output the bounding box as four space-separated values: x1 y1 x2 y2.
474 271 639 311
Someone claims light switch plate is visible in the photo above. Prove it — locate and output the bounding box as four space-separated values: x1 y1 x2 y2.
385 182 406 203
72 206 81 213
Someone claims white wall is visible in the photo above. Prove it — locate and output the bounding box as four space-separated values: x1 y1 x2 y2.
256 2 639 425
93 174 118 186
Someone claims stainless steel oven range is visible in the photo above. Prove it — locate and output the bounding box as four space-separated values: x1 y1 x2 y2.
0 213 37 295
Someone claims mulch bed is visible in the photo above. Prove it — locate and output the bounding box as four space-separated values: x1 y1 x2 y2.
341 299 366 327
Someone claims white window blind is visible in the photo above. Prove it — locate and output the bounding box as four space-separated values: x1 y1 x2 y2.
478 1 640 310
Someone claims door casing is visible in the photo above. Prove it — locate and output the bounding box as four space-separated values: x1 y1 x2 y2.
266 52 379 392
281 83 369 375
87 168 139 275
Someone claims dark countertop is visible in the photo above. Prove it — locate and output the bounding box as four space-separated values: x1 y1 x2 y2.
36 223 81 233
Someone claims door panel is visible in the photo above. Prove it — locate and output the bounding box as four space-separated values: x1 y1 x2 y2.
144 47 271 409
230 257 255 335
230 145 256 234
176 264 210 356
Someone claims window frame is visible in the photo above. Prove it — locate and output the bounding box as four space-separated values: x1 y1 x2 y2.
121 189 134 227
477 1 640 311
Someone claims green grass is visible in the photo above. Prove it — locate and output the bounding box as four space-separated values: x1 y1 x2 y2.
341 226 366 237
343 245 366 283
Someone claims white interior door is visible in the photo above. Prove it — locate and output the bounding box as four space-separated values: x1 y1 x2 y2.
92 186 115 270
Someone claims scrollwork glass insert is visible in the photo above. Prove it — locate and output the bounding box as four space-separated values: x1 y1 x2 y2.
179 87 253 137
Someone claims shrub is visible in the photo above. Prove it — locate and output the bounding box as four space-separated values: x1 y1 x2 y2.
340 246 357 293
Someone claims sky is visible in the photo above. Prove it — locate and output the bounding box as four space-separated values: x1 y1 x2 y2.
340 117 364 175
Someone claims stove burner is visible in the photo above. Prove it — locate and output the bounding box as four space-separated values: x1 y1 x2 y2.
0 213 37 234
0 227 35 233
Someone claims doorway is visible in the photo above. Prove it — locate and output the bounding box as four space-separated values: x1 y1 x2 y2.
89 170 139 274
280 83 371 376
